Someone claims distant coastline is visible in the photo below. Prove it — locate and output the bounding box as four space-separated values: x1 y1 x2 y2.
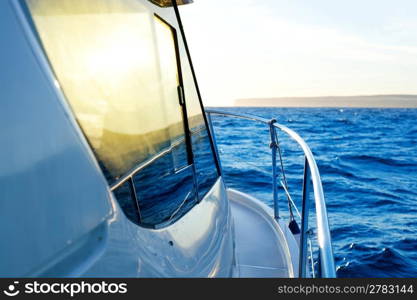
234 95 417 108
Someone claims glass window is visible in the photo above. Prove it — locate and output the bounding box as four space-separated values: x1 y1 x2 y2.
112 180 141 225
133 158 195 227
26 0 187 183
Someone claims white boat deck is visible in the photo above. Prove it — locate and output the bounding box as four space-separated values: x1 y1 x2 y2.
228 189 299 278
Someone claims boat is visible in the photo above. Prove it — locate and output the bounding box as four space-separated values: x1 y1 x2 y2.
0 0 335 277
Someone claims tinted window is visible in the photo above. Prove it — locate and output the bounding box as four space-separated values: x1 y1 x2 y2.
133 160 195 227
112 180 141 225
27 0 186 184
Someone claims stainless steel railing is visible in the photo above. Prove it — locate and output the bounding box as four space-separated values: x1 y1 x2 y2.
205 109 336 278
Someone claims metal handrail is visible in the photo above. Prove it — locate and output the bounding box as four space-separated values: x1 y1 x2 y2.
205 109 336 278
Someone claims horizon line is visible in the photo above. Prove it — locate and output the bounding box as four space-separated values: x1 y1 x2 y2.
236 94 417 100
204 94 417 108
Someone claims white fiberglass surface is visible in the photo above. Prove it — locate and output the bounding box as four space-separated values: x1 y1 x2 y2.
83 179 235 277
228 189 299 278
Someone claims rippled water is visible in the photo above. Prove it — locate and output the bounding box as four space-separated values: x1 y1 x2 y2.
209 107 417 278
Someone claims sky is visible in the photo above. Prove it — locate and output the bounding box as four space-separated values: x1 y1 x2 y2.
180 0 417 106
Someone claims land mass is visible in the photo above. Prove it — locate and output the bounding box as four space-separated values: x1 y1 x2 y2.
234 95 417 108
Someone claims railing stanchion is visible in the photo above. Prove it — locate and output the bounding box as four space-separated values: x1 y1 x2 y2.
269 119 279 220
299 156 311 277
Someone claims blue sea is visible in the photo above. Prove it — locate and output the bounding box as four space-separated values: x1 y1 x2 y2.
209 107 417 278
